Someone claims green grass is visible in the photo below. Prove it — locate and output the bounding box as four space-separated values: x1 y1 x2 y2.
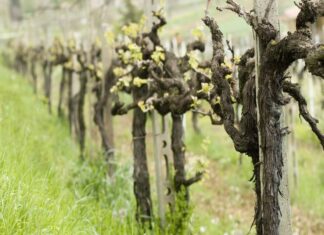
0 65 138 234
291 122 324 217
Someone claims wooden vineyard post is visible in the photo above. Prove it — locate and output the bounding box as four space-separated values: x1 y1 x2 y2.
160 116 175 212
151 112 175 228
254 0 292 234
151 110 166 226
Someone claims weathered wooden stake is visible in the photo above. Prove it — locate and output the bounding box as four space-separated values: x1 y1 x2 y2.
151 110 166 226
254 0 292 234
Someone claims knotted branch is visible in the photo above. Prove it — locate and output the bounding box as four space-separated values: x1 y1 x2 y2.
283 81 324 148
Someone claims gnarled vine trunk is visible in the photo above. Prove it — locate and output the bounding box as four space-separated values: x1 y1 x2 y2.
43 61 53 114
77 70 87 159
132 86 152 225
30 59 37 94
258 70 284 234
93 66 116 175
58 68 67 117
171 114 189 201
67 70 73 133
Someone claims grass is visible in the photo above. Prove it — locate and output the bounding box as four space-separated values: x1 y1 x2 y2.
0 65 138 234
291 122 324 217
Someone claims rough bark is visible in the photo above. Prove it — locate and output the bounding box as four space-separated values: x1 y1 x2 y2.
258 1 324 230
132 86 152 225
58 68 67 118
203 16 250 153
30 59 37 94
283 81 324 148
258 61 284 235
67 70 73 133
251 153 262 234
43 61 53 114
203 14 279 234
94 64 117 175
212 1 324 234
305 46 324 78
171 114 188 200
77 70 87 159
71 93 80 140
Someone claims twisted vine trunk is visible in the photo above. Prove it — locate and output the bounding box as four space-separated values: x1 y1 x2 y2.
94 100 114 166
77 71 87 159
258 72 282 234
240 72 262 234
251 154 262 234
67 70 73 133
171 114 189 201
58 68 67 117
43 61 53 114
132 87 152 225
93 68 116 175
258 65 291 235
30 60 37 94
254 1 291 234
170 114 191 232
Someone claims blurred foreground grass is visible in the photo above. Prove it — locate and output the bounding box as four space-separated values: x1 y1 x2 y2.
0 65 137 234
